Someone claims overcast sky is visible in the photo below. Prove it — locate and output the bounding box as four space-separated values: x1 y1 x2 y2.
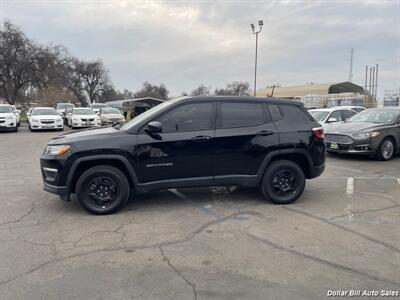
1 0 399 97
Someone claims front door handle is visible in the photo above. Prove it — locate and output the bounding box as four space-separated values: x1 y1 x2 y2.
191 135 211 142
256 130 274 136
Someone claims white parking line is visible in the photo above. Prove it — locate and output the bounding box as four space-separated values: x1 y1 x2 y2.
398 178 400 185
346 177 354 196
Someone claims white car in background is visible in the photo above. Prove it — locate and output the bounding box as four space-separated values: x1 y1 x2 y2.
90 103 108 114
11 105 21 126
99 107 125 125
29 107 64 132
308 107 358 129
68 108 101 129
336 105 367 113
0 104 18 132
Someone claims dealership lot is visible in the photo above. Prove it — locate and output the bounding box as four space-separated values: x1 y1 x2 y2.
0 125 399 299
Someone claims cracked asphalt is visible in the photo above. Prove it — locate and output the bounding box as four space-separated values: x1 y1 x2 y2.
1 125 399 300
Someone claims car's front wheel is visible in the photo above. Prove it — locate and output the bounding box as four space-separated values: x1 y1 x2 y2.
376 138 395 161
261 160 305 204
76 165 130 214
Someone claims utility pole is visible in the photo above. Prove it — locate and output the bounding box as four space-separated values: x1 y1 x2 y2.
251 20 263 96
348 48 354 82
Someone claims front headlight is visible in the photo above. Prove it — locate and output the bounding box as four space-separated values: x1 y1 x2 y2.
72 116 80 121
353 131 380 139
6 115 14 119
31 118 39 123
56 118 63 122
44 145 71 156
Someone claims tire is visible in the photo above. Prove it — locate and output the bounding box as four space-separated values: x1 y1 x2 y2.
13 126 18 132
76 165 130 215
376 138 395 161
261 160 305 205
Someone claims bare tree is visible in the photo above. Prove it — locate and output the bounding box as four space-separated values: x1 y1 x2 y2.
215 81 250 96
68 59 109 106
134 82 169 100
0 22 42 104
191 84 210 96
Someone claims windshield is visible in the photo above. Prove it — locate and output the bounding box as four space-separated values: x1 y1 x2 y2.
347 109 399 123
0 106 13 113
57 103 75 109
74 109 95 115
101 108 121 114
32 108 58 116
122 100 176 131
309 110 330 122
91 104 107 109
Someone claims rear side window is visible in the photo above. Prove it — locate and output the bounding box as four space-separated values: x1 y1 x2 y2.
268 104 284 122
220 102 264 128
275 104 311 124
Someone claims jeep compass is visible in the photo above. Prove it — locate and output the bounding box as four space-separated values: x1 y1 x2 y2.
41 96 325 214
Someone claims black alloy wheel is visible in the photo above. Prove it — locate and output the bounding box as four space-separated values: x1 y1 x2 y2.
76 165 130 214
261 160 305 204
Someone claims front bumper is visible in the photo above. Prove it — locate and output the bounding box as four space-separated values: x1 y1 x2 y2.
325 137 379 155
41 154 71 201
31 122 63 130
0 119 17 129
72 120 101 128
101 119 124 125
43 182 68 199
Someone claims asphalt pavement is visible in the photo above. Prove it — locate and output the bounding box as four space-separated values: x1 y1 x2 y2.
0 124 399 300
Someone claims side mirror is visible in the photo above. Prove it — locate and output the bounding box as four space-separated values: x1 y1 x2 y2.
327 117 338 123
16 110 21 114
145 121 162 134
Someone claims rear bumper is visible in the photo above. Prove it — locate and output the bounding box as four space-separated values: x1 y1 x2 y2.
308 163 325 179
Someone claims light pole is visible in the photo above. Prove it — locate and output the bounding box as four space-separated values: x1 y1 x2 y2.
251 20 263 96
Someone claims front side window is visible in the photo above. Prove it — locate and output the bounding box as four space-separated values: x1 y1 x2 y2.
342 110 356 120
220 102 264 128
156 102 214 133
328 110 343 122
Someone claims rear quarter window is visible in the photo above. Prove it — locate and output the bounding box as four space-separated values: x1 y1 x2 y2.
269 104 312 123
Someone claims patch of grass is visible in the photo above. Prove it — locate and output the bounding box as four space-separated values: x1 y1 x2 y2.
19 112 27 122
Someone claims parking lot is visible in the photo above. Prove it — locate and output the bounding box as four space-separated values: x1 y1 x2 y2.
0 124 399 299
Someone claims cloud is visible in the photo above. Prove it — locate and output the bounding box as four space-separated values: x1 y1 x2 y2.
1 0 399 96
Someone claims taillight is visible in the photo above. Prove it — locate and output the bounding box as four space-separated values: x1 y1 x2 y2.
312 127 324 139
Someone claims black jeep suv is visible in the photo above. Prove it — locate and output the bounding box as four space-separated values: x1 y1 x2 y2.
41 96 325 214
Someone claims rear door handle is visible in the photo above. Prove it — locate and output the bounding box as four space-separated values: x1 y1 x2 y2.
256 130 274 136
191 135 211 142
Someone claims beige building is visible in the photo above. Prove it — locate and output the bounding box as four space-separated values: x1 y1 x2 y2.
256 81 375 108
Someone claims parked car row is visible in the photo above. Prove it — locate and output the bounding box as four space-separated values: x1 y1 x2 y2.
0 102 125 133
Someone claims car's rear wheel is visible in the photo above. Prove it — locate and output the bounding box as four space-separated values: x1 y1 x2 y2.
76 165 130 215
261 160 305 204
376 138 395 161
